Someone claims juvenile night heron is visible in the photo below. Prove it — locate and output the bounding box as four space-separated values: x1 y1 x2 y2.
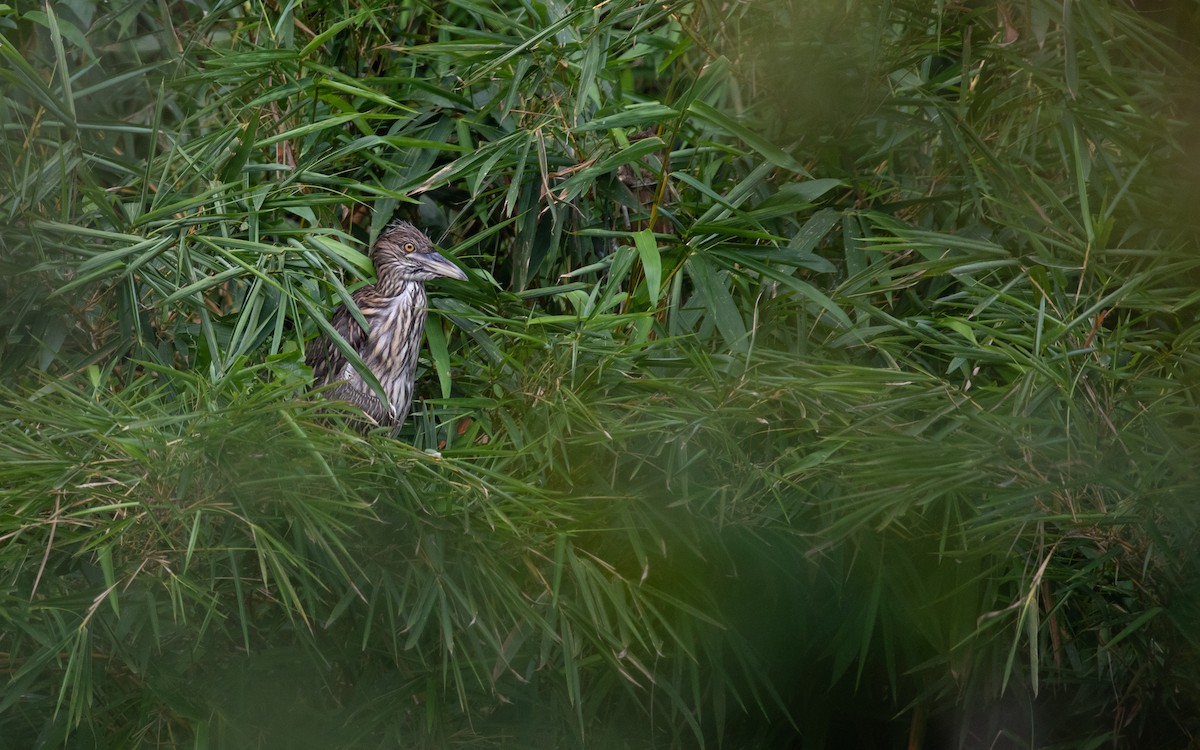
309 220 467 429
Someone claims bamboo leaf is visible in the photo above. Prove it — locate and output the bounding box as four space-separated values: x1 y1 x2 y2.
632 229 661 307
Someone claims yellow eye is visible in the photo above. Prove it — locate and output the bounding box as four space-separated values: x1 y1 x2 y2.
403 242 415 253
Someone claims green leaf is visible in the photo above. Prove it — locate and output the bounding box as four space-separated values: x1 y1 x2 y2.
685 253 748 352
632 229 661 307
425 316 452 399
688 100 810 176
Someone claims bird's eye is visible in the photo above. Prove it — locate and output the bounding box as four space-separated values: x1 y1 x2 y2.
403 242 415 253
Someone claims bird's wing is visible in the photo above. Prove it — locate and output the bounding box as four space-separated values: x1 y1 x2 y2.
309 300 370 387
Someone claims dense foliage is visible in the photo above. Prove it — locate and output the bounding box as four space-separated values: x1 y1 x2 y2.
2 0 1199 747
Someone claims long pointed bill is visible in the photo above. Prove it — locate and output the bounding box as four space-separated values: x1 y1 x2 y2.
417 250 469 281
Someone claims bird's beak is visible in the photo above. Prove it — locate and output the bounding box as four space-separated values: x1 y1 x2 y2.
418 250 469 281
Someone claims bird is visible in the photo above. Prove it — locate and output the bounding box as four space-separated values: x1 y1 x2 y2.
308 219 467 430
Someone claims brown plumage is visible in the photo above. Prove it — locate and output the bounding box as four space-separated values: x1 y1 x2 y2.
309 220 467 429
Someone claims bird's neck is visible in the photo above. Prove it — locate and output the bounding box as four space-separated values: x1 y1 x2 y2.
375 275 422 298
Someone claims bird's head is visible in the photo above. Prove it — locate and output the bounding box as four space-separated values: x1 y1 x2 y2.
372 220 468 283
